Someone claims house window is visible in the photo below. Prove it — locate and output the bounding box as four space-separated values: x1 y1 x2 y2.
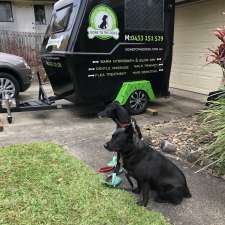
0 2 13 22
34 5 46 25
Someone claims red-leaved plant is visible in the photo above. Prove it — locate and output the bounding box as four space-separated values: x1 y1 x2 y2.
207 28 225 67
207 13 225 84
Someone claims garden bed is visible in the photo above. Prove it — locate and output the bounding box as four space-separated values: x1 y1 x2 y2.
142 115 225 178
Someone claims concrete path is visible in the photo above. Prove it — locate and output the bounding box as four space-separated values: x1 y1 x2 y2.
0 84 224 225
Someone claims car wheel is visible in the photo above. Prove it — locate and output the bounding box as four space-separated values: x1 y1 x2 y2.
0 72 19 100
126 90 149 115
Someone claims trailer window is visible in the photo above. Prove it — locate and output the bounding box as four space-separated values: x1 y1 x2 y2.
52 4 73 33
42 1 82 53
125 0 164 31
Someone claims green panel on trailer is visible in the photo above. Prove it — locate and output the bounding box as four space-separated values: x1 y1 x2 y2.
115 80 156 105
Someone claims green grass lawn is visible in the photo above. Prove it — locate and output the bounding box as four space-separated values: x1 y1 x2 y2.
0 143 169 225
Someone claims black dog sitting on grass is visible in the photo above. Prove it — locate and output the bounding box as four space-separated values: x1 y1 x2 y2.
104 125 192 207
98 101 143 176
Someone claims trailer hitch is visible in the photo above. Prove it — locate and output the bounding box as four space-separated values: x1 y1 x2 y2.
0 72 74 123
1 94 16 124
0 72 50 124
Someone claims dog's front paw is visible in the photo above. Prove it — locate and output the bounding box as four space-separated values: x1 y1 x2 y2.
132 187 141 194
136 200 145 207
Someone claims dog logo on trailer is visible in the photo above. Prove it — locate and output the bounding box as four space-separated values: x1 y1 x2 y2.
87 4 119 40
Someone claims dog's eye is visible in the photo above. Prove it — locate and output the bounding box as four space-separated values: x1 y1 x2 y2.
112 133 118 139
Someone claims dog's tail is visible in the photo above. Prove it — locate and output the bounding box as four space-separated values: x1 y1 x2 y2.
183 185 192 198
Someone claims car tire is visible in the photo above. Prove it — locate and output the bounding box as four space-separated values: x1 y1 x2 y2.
0 72 20 100
125 90 149 115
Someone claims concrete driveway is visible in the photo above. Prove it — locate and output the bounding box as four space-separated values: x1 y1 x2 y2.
0 84 225 225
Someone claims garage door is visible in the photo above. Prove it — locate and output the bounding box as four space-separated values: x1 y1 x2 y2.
170 0 225 94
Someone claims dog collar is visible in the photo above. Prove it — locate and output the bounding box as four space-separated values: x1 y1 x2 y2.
114 118 131 128
118 123 131 128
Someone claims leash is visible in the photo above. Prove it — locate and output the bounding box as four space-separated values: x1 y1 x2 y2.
98 120 137 188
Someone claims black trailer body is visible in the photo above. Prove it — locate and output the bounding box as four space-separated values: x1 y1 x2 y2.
41 0 175 114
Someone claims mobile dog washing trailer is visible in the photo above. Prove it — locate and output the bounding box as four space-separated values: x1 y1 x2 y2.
41 0 175 114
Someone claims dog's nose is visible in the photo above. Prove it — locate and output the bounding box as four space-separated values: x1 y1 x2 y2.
104 143 108 149
97 112 104 119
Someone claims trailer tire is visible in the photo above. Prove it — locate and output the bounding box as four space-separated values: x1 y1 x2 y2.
0 72 19 100
126 90 148 115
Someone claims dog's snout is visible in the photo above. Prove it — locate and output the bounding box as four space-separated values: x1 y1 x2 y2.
98 115 103 119
97 111 106 119
104 142 114 152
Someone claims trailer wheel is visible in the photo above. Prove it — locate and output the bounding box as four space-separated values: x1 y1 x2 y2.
126 90 148 115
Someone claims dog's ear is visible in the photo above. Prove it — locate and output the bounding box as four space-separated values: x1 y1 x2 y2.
125 125 134 138
110 102 120 117
112 101 120 108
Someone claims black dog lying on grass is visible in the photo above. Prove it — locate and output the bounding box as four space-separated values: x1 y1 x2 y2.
98 101 143 175
104 125 192 207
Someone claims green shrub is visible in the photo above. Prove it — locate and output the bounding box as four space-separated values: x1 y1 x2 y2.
199 99 225 175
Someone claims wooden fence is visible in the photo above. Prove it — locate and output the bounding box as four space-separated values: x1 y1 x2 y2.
0 31 44 67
